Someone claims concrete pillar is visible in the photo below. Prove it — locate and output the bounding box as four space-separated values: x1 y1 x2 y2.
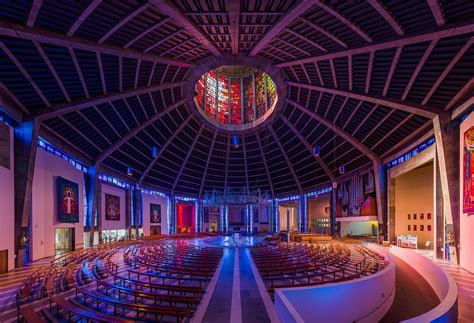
387 174 396 243
374 160 387 228
133 188 141 238
14 120 39 266
84 165 98 248
434 153 445 259
125 188 131 238
433 113 460 262
330 188 337 236
96 183 102 244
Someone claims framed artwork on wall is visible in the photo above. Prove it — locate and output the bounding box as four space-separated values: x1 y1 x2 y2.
150 204 161 224
57 177 80 223
463 126 474 214
105 194 120 221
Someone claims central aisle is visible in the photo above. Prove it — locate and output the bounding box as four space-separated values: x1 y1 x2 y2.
200 247 274 323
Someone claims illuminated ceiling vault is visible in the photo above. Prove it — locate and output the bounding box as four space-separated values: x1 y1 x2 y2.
0 0 473 197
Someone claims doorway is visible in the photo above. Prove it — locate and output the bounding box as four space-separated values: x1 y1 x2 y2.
279 203 298 232
0 250 7 274
150 226 161 235
55 228 75 256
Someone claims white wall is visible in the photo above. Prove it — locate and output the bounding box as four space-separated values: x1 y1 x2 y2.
142 193 168 235
100 183 126 231
0 125 15 270
459 112 474 273
275 245 395 323
32 148 84 261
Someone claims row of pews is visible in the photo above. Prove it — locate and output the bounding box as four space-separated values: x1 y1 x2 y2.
17 236 222 322
250 241 388 295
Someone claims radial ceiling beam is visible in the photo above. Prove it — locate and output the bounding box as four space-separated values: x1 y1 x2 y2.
0 21 193 67
99 3 151 43
27 0 43 28
315 0 372 42
280 115 336 182
36 81 185 120
422 36 474 105
67 0 102 36
255 132 275 196
276 24 474 67
199 131 218 198
149 0 221 57
94 98 186 165
287 98 378 161
427 0 446 26
171 125 204 194
298 17 347 48
285 28 328 52
0 81 29 116
249 0 317 56
367 0 404 35
124 18 170 49
139 114 193 185
34 41 71 102
227 0 240 55
287 81 440 118
0 42 51 108
268 126 303 193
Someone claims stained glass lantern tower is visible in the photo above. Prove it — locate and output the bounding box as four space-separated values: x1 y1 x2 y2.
194 66 278 131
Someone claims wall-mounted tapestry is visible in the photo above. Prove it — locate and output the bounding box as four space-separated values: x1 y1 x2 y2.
57 176 79 223
150 204 161 224
105 194 120 221
463 126 474 214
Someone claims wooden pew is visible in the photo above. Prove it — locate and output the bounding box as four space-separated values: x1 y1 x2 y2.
18 304 47 323
49 294 132 322
76 287 194 322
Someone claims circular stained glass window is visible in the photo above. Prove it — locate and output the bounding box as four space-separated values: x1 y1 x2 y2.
194 65 278 130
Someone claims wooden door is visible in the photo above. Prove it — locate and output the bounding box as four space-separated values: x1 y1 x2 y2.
0 250 8 274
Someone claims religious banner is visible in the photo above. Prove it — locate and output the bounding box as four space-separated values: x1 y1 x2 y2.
463 126 474 214
57 176 79 223
105 194 120 221
150 204 161 224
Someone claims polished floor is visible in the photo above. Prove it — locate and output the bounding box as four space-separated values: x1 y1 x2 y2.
381 255 439 322
1 241 474 322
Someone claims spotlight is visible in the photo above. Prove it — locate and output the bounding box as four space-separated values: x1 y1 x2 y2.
151 147 158 157
313 145 321 157
136 183 141 190
332 181 337 189
339 164 345 175
231 135 239 148
127 167 133 176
